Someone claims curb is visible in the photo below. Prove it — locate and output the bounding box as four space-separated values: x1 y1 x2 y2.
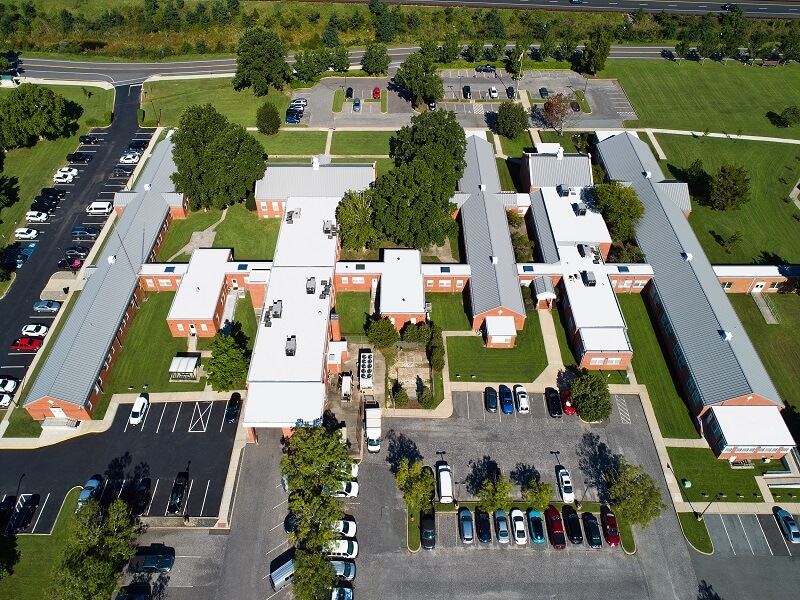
406 506 420 553
0 272 16 301
675 512 714 556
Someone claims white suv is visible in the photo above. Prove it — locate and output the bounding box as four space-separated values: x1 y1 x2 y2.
557 467 575 503
326 539 358 559
513 384 529 414
488 86 498 99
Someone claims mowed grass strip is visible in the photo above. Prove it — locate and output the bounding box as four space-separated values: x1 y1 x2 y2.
156 208 223 262
657 135 800 264
446 311 547 382
330 131 393 155
427 293 471 331
618 294 699 439
599 60 800 138
254 131 327 155
498 131 534 159
678 512 713 554
334 292 372 337
667 447 761 502
142 79 289 127
212 204 280 261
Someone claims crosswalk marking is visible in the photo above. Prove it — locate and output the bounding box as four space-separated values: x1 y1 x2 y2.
615 395 631 424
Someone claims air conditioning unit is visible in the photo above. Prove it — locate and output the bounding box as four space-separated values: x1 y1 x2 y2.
285 335 297 356
306 277 316 294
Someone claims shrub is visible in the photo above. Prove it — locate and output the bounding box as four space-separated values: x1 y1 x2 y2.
418 385 434 408
429 345 445 372
367 317 399 347
394 385 409 408
256 101 281 135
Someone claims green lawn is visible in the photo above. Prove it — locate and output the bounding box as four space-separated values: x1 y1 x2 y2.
618 294 699 439
331 156 391 176
498 131 533 159
427 293 471 331
212 204 280 261
334 292 372 337
771 487 800 501
330 131 393 155
667 447 762 502
446 311 547 382
553 303 578 368
197 291 258 352
141 79 289 127
0 488 79 600
332 89 344 113
657 135 800 264
496 157 521 192
538 130 591 154
94 292 206 419
156 209 223 262
599 60 800 138
254 131 328 155
0 85 113 248
678 512 713 553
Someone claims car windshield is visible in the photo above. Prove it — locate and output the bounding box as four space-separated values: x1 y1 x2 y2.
533 520 544 537
564 484 573 493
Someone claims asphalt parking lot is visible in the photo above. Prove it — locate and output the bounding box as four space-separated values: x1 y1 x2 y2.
301 77 415 128
0 399 236 533
703 512 800 557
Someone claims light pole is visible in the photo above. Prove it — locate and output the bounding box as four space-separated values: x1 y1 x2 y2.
696 492 722 521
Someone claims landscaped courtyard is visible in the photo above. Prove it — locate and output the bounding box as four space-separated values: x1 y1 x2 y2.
334 292 372 337
667 447 771 503
427 292 471 331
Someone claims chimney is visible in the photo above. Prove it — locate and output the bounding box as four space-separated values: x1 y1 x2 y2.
285 335 297 356
330 312 341 342
144 183 152 191
312 156 320 170
479 184 486 191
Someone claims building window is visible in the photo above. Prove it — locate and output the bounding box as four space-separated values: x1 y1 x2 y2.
146 279 154 287
438 280 451 287
177 323 184 332
722 446 733 453
426 280 433 287
272 202 279 211
440 266 451 273
260 202 267 210
200 324 208 331
610 279 617 288
607 357 622 365
456 280 463 287
494 336 511 344
633 280 646 288
736 446 756 453
158 279 172 287
410 318 417 324
620 280 632 288
721 281 733 290
590 357 605 365
341 276 349 284
352 277 365 284
769 282 780 289
711 419 722 437
760 446 779 453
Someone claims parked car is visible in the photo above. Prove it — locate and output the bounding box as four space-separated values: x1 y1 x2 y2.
557 466 575 503
600 505 620 546
34 193 60 205
113 165 135 177
545 506 566 549
777 509 800 544
131 545 174 573
334 518 357 538
345 87 353 99
132 478 151 517
583 513 603 549
353 97 361 112
77 477 103 511
332 481 359 498
331 588 353 600
488 86 498 99
30 202 56 214
325 539 358 559
570 0 586 4
563 506 583 545
166 472 189 515
527 509 546 544
15 228 38 240
494 509 510 544
546 387 563 417
58 258 83 271
463 85 471 99
55 166 79 178
539 87 549 99
33 300 61 313
21 324 48 338
79 135 99 144
0 377 20 393
11 337 42 352
510 508 528 545
128 139 149 150
561 388 576 415
372 86 381 99
484 386 498 413
53 171 74 184
476 509 492 543
66 152 93 164
285 113 301 124
330 560 356 582
0 394 11 410
476 65 496 73
506 86 515 99
427 99 436 111
40 187 66 199
421 509 436 550
499 384 514 415
291 97 308 107
458 507 474 544
721 3 737 10
8 494 39 533
71 226 99 240
119 153 140 164
513 384 530 414
25 211 48 223
64 246 90 259
129 394 149 426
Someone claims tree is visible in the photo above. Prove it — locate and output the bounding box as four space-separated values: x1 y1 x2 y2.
541 92 572 136
496 101 529 140
293 49 327 83
429 345 445 372
207 333 249 391
559 32 579 61
393 385 409 408
780 25 800 62
171 104 229 204
613 242 645 264
780 105 800 127
511 232 533 262
593 181 645 242
696 30 719 64
440 30 462 63
393 52 443 108
292 548 337 600
367 317 399 348
581 29 611 75
538 28 556 61
390 109 466 175
256 101 280 135
394 458 435 510
466 39 484 63
281 426 351 494
0 84 73 149
709 164 750 210
418 385 434 408
337 190 377 250
322 14 340 48
723 230 743 254
376 9 396 43
476 474 513 513
233 27 291 96
605 458 666 529
570 368 612 422
674 40 688 63
486 39 505 62
360 43 390 75
330 46 350 72
522 480 554 512
419 39 439 62
0 532 19 581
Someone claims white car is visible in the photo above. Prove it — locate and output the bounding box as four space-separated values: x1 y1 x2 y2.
557 467 575 503
128 394 149 426
326 539 358 559
488 86 498 99
53 171 74 184
25 211 49 223
0 394 12 409
15 228 38 240
510 508 528 545
333 481 359 498
119 153 140 164
21 324 48 338
291 97 308 107
333 519 357 538
0 378 19 394
513 384 530 414
349 462 359 479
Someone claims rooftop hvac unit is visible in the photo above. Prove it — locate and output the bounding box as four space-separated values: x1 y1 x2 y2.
306 277 316 294
574 202 587 216
285 335 297 356
285 210 294 224
581 271 597 287
262 311 272 327
578 244 591 258
558 185 570 198
272 300 283 318
359 350 374 390
323 220 333 234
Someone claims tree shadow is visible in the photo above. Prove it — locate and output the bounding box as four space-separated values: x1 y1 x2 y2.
766 111 788 128
384 429 423 474
757 250 788 266
575 432 619 503
509 462 540 489
708 230 727 249
321 409 341 432
105 452 132 482
666 162 709 200
0 532 20 577
465 455 499 495
697 580 724 600
0 174 21 211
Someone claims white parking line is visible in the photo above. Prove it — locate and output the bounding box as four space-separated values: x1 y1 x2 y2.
755 516 774 555
269 522 284 532
264 587 290 598
738 514 754 554
118 479 126 499
265 541 288 557
183 480 194 515
155 403 167 433
146 479 159 516
140 402 151 430
466 394 470 420
220 398 230 432
124 409 131 433
199 480 210 516
776 516 792 553
272 499 287 510
30 493 50 533
189 401 212 432
99 478 111 502
719 514 736 555
172 402 183 432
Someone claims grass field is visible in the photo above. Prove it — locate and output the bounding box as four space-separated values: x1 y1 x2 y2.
427 293 471 331
496 157 520 192
142 79 289 127
498 131 534 159
0 488 79 600
330 131 393 155
618 294 700 439
446 311 547 382
254 131 328 155
0 85 113 249
334 292 372 337
656 135 800 264
197 291 259 351
667 447 763 502
600 60 800 138
771 487 800 501
212 204 280 261
678 512 713 553
331 156 392 177
156 209 223 262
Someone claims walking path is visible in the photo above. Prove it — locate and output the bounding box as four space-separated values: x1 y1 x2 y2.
645 129 667 159
751 292 779 324
166 207 227 261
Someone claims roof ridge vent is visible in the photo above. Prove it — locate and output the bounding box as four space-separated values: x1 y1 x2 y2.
644 171 652 179
490 256 498 265
479 184 486 191
682 252 693 262
721 330 733 342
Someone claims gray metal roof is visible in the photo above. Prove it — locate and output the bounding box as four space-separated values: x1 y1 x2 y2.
254 161 375 201
655 181 692 213
26 139 178 408
533 275 556 298
458 136 501 195
527 154 593 189
595 132 781 408
528 190 560 264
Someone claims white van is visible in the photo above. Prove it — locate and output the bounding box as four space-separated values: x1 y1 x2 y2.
269 557 295 591
85 201 113 216
436 462 454 503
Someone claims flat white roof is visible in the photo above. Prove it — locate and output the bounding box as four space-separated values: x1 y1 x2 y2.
167 248 231 320
711 406 795 447
420 263 472 277
140 263 189 276
465 129 488 140
379 249 425 315
272 197 340 268
713 265 789 278
337 262 383 276
535 143 563 155
542 187 611 247
560 246 626 331
579 327 631 353
485 315 517 337
244 382 326 428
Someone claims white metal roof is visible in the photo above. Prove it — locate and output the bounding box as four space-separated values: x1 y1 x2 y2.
169 355 199 373
559 246 627 332
167 249 231 320
140 263 189 276
710 406 795 447
272 197 340 267
485 315 517 337
254 160 375 201
541 187 612 247
378 250 425 315
244 382 326 428
579 327 632 353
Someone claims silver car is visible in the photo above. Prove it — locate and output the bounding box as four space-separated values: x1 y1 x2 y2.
495 509 510 544
777 509 800 543
458 507 474 544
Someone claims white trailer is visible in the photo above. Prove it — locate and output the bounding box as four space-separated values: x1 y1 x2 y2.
364 398 381 453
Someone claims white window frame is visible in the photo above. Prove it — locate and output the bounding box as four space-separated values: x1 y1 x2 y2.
619 280 632 288
177 323 185 332
606 357 622 366
438 280 451 287
736 446 756 453
352 276 365 284
721 281 733 290
589 357 605 365
760 446 779 453
341 276 349 284
633 280 646 288
158 279 172 287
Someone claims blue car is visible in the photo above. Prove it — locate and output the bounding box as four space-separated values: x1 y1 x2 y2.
285 114 300 124
499 385 514 415
527 510 546 544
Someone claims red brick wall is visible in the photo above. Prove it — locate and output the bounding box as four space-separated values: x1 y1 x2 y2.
486 334 516 349
256 200 285 219
718 277 786 294
381 313 427 331
424 276 468 292
472 308 525 332
139 274 182 291
168 319 217 337
169 198 189 219
578 351 632 370
610 275 650 294
335 274 379 292
599 242 612 261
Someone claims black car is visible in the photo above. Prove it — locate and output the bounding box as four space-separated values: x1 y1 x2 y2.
721 3 737 10
166 472 189 515
8 494 39 533
506 86 515 99
40 187 66 199
476 65 496 73
540 87 549 99
463 85 471 99
132 478 152 517
476 510 492 543
484 387 498 413
420 508 436 550
30 201 56 214
286 107 303 117
114 165 135 177
545 387 562 417
563 506 583 545
129 139 149 150
345 87 353 99
0 495 15 534
64 246 91 259
225 392 242 423
283 511 300 534
71 226 99 241
66 152 93 164
427 99 437 111
582 513 603 549
34 194 60 205
79 135 99 145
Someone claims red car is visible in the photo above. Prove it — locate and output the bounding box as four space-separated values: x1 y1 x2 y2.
561 389 576 415
58 258 84 271
601 505 620 547
544 506 566 549
11 337 42 352
372 86 381 99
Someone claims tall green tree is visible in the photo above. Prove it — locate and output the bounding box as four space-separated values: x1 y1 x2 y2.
496 101 529 140
709 164 750 210
207 333 249 391
570 368 612 422
476 474 513 513
486 39 505 62
593 181 645 242
394 458 435 510
440 30 462 63
171 103 228 203
559 32 579 61
390 109 466 175
337 189 377 250
330 46 350 72
393 52 443 108
522 480 554 512
581 29 611 74
360 43 391 75
780 25 800 62
292 549 337 600
367 317 400 348
232 27 291 96
256 101 281 135
605 458 666 528
466 39 484 62
322 14 340 48
0 84 73 149
780 105 800 127
293 49 327 83
538 29 556 61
